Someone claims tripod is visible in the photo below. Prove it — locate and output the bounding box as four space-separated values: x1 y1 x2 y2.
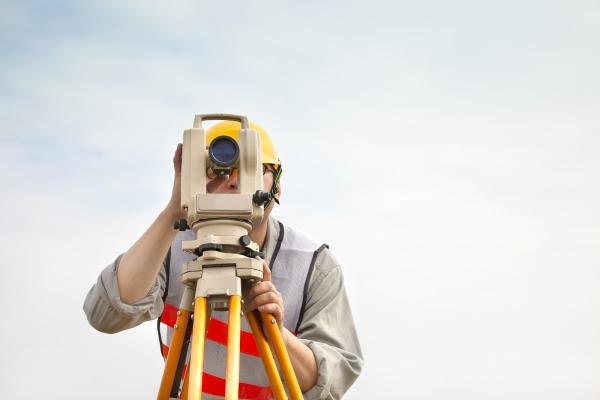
156 229 303 400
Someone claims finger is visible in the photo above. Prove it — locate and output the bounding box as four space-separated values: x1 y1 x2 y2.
246 281 278 299
258 304 283 324
173 143 183 173
257 257 272 282
248 291 283 311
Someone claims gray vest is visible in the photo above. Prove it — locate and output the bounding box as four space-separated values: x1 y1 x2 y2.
158 221 326 399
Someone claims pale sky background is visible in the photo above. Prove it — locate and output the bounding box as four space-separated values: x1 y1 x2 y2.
1 1 599 399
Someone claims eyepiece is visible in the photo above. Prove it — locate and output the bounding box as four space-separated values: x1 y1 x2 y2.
208 136 239 167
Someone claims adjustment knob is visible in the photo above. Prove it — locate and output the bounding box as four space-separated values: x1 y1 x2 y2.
253 190 272 206
239 235 251 246
174 219 189 231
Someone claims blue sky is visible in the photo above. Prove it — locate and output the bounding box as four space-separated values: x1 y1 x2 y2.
1 1 600 399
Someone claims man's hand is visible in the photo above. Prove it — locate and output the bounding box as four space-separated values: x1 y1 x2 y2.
245 258 318 392
245 258 285 329
166 143 185 219
118 144 185 304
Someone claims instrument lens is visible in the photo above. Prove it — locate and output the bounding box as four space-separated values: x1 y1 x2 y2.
209 136 239 166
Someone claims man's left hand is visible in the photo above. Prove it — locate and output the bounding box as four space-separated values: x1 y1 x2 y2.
245 258 285 329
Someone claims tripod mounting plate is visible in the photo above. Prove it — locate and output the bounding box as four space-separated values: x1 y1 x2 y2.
181 251 263 288
182 235 259 255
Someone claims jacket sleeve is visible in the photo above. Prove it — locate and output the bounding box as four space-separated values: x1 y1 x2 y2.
297 249 364 400
83 255 167 334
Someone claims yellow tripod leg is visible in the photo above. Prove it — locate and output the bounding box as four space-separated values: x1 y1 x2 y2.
180 365 190 400
225 295 241 400
157 309 191 400
188 297 208 400
261 313 303 400
246 310 287 400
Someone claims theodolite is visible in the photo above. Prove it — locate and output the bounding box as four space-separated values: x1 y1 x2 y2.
157 114 302 400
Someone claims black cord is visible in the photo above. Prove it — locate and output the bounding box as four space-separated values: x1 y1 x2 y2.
157 247 172 357
266 164 283 207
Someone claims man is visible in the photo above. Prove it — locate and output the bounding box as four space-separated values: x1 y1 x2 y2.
84 120 363 399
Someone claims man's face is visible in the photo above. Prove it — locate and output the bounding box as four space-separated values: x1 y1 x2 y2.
205 166 279 229
206 167 275 195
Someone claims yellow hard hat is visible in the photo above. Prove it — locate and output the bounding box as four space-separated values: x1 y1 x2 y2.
205 120 280 168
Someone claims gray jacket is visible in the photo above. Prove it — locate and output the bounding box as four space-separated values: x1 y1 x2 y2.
83 217 363 399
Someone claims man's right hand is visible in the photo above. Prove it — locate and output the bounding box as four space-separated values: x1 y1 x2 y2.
166 143 185 219
117 144 185 304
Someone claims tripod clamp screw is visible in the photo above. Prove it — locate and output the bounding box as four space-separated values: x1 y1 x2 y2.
174 219 190 231
243 249 265 259
193 243 225 257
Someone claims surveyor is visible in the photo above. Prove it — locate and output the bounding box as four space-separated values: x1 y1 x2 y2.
83 120 363 399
